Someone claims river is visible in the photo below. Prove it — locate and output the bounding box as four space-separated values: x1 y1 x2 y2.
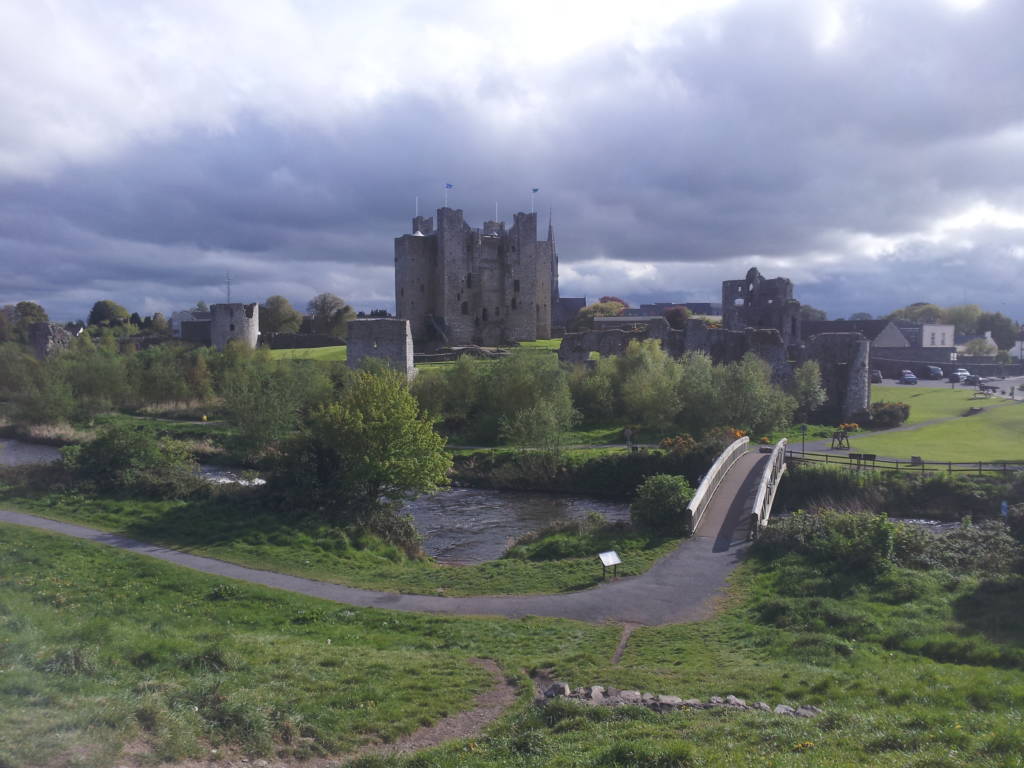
0 437 630 563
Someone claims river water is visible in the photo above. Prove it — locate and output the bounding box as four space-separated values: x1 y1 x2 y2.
0 438 629 563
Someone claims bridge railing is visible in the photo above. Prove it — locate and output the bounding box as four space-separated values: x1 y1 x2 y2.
684 436 749 535
749 438 787 539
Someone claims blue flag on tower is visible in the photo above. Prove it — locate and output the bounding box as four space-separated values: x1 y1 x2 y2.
532 187 539 193
445 183 454 189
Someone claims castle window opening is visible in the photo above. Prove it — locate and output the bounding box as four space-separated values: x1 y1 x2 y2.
482 308 489 321
466 273 472 288
513 279 520 293
495 307 500 317
511 298 517 309
461 301 468 315
230 324 235 331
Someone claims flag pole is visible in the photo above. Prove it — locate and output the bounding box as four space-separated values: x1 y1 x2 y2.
444 186 448 208
415 196 419 217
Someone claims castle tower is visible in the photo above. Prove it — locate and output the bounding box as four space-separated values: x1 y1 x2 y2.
394 206 555 347
210 303 259 350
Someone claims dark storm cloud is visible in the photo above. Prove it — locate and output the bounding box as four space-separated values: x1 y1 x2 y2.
2 0 1024 321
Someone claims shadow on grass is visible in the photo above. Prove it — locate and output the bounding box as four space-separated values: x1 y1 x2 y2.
952 577 1024 648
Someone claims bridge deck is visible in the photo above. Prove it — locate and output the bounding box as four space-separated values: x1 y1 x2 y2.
0 452 771 626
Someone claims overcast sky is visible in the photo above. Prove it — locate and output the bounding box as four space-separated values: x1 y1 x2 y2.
2 0 1023 322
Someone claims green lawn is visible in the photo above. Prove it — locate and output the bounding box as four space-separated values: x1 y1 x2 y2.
850 401 1024 462
0 486 677 597
3 522 1023 767
268 345 348 361
872 385 1007 425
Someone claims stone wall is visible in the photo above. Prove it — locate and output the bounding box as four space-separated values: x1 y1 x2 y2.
263 332 344 349
722 267 801 346
27 322 73 360
210 303 259 351
803 332 871 421
346 318 415 380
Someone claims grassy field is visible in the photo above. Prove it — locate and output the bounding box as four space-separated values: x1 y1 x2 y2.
850 400 1024 463
0 485 677 597
268 345 347 361
3 522 1023 767
872 385 1008 425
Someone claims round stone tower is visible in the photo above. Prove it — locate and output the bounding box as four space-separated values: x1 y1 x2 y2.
210 303 259 350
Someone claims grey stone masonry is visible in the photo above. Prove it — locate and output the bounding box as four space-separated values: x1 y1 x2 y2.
394 206 555 347
27 322 73 360
210 303 259 351
347 318 415 380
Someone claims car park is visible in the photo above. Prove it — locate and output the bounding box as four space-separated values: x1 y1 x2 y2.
949 368 970 383
922 365 943 380
900 370 918 385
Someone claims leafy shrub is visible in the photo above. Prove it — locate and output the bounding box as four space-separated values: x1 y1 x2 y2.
865 401 910 429
63 422 202 498
754 509 895 575
631 474 695 535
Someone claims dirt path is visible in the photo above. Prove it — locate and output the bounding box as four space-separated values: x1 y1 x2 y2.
123 659 516 768
342 658 516 764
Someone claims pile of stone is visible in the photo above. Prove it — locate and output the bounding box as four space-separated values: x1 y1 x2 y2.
542 683 823 718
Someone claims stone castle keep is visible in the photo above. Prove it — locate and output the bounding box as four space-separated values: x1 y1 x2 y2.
394 207 557 346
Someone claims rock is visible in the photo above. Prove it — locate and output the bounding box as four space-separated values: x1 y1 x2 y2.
572 687 587 698
708 696 724 705
725 695 747 708
641 692 656 704
254 761 270 768
605 686 620 698
586 686 605 702
774 704 796 716
619 690 642 704
796 706 823 718
545 682 571 698
656 695 683 711
753 702 771 712
682 698 704 708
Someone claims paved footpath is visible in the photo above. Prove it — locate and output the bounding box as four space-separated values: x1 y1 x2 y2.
0 453 766 626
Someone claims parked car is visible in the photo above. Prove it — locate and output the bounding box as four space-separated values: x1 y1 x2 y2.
922 365 944 380
964 373 981 386
871 369 883 383
949 368 970 383
900 370 918 385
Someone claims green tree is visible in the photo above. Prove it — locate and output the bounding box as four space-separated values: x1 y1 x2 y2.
307 293 355 336
568 359 615 423
87 300 130 327
799 305 827 322
476 349 577 443
617 339 682 428
149 312 170 335
849 312 873 321
720 354 796 435
260 295 302 334
64 422 201 498
14 301 48 339
631 474 695 535
663 305 690 329
571 300 626 330
792 360 827 422
886 302 942 324
276 369 451 546
675 351 722 436
963 337 996 356
941 304 981 336
977 311 1019 350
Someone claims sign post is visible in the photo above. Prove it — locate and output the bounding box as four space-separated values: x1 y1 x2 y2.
599 551 621 580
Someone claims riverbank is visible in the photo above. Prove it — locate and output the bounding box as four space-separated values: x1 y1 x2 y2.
2 514 1022 767
0 472 678 597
